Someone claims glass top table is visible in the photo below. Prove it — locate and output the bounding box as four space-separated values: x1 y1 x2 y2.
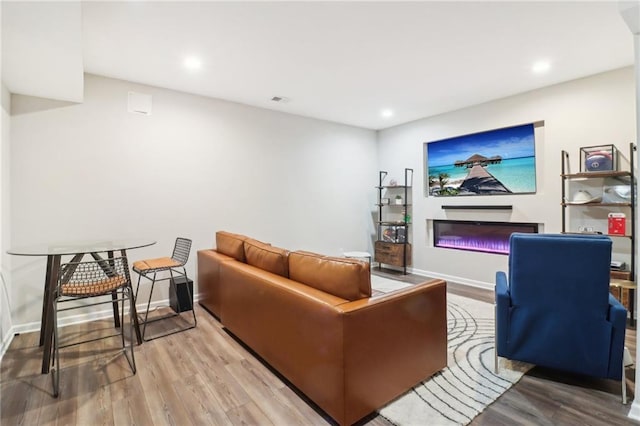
8 238 156 256
7 238 156 374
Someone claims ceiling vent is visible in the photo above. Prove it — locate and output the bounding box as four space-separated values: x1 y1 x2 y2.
271 96 290 103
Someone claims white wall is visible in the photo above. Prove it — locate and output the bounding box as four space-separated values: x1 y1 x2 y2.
8 68 634 328
9 74 377 328
1 82 13 355
378 67 636 288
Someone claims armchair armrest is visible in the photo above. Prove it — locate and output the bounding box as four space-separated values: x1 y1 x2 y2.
496 271 509 296
495 271 510 357
607 293 627 380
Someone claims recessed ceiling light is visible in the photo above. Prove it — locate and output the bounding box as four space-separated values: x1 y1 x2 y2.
183 56 202 71
381 109 394 118
532 60 551 74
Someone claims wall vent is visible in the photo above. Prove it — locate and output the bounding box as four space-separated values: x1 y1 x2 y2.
128 91 152 115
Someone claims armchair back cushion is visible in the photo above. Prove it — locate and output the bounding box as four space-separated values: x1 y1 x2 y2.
509 233 611 313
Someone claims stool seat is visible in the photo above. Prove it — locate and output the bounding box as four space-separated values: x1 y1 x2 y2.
133 257 181 272
610 279 636 290
62 275 127 296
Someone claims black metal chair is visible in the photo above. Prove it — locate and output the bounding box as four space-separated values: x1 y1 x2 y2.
133 237 196 341
51 255 136 397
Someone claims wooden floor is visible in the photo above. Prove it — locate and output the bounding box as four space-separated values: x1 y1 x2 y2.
375 269 639 426
1 271 638 426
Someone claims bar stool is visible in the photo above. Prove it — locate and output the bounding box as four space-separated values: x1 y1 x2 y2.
133 237 197 341
51 255 136 397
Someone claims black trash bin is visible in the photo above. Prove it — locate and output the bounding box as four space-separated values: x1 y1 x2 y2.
169 276 194 313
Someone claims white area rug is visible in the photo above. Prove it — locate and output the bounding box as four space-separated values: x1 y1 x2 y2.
370 275 414 294
371 275 532 426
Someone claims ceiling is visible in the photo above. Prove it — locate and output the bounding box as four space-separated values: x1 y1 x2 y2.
2 1 636 130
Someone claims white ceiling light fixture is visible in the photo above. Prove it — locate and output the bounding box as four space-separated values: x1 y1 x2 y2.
532 60 551 74
183 56 202 71
381 109 394 118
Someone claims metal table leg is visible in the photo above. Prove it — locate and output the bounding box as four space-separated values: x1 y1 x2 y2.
121 249 143 344
41 255 60 374
38 256 53 347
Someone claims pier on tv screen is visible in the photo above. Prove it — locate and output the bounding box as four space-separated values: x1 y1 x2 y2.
426 123 537 197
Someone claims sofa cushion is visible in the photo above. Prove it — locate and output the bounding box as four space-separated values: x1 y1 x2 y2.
244 238 290 277
216 231 248 262
289 251 371 301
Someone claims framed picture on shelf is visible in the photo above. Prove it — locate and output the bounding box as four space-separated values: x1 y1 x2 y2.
580 144 617 173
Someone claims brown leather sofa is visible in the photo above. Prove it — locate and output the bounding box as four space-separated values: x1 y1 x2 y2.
198 231 447 426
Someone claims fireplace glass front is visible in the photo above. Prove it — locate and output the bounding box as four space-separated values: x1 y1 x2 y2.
433 220 538 255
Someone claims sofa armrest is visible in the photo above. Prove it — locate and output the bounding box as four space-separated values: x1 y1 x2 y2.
495 271 510 357
197 249 235 318
607 293 627 380
336 279 447 426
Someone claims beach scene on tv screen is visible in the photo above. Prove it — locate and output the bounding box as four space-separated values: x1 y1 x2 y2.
426 123 536 196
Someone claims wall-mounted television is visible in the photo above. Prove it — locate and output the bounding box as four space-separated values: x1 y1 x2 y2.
426 123 537 197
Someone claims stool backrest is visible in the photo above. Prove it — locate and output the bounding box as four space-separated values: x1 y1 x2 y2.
58 256 131 297
171 237 192 265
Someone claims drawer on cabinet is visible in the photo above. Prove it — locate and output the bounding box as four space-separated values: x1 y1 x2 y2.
375 241 411 266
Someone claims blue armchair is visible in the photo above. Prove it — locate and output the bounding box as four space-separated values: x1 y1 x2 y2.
495 233 628 402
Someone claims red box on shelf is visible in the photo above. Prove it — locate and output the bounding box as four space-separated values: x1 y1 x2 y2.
608 213 626 235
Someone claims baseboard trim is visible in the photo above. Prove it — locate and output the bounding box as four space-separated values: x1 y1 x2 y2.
0 326 15 361
9 295 200 336
408 267 493 290
628 400 640 421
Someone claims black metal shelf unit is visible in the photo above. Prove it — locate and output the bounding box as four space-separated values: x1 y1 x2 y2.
561 142 636 326
375 168 413 274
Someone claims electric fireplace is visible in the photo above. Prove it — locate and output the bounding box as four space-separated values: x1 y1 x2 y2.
433 220 538 255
